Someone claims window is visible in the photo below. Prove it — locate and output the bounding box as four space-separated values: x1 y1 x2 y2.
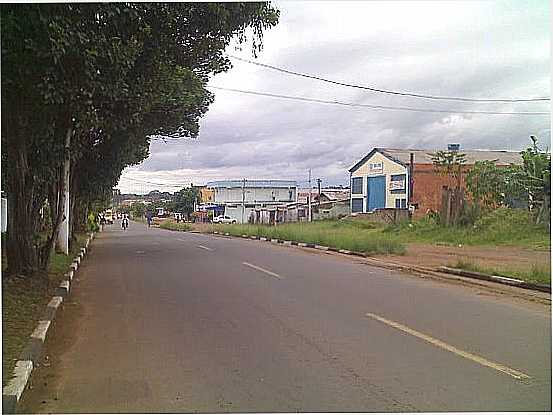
390 174 406 194
351 177 363 194
395 198 407 209
352 198 363 213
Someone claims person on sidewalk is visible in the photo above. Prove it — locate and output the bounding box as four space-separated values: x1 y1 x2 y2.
146 211 152 228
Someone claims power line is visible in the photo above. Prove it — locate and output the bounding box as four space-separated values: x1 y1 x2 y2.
227 54 550 103
208 86 550 116
119 176 186 188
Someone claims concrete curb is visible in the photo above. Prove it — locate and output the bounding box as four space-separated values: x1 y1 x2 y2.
2 232 95 414
206 231 550 298
439 266 551 293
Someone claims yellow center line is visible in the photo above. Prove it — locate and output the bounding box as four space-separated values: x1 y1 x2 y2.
365 312 531 381
242 262 283 280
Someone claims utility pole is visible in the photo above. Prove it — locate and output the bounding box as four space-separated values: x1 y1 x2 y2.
317 178 322 206
57 127 71 255
308 169 312 222
241 178 246 224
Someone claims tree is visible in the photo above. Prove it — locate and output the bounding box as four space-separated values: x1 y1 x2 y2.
174 187 200 220
130 202 146 219
431 150 467 225
465 160 508 210
431 150 467 190
1 3 279 275
465 136 550 225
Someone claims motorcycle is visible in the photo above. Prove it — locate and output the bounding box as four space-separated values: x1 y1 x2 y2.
121 217 129 230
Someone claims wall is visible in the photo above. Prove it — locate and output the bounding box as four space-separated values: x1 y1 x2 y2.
313 200 351 220
411 164 470 218
214 186 296 204
351 151 408 211
349 208 410 224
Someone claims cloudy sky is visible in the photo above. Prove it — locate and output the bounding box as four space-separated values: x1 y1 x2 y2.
117 0 550 194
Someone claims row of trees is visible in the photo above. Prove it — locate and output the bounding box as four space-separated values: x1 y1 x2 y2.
1 3 279 276
122 186 200 221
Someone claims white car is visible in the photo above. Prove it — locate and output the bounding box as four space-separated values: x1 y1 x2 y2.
213 215 237 224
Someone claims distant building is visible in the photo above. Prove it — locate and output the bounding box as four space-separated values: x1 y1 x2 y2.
207 180 297 223
199 187 215 204
348 147 523 217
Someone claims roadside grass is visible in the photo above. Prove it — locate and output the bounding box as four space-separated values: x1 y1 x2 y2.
212 221 406 255
384 208 550 250
205 208 549 254
159 220 192 232
2 234 87 386
451 259 551 285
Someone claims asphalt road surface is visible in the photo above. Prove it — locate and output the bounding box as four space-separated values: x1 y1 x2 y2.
20 221 551 412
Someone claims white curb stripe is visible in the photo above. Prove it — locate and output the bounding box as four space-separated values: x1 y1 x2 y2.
30 320 51 342
3 360 33 400
48 296 63 309
59 280 70 293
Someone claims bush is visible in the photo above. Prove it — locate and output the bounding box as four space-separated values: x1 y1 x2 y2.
159 220 192 232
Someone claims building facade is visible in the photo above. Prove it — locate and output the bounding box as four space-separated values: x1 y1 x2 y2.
349 147 522 217
206 180 297 223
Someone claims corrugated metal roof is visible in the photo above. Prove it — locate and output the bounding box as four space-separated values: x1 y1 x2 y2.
349 147 523 172
378 148 523 165
206 180 297 188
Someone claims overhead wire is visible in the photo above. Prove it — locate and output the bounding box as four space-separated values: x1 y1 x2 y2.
226 54 550 103
207 86 550 116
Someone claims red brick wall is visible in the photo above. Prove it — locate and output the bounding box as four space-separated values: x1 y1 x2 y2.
411 164 472 218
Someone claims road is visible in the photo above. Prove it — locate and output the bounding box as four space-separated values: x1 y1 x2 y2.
20 221 551 412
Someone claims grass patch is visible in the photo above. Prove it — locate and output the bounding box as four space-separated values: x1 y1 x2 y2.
159 220 193 232
2 234 87 386
211 220 405 255
451 259 551 285
385 208 550 250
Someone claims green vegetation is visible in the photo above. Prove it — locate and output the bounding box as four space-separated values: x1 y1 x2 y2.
386 208 550 249
451 259 550 285
204 208 549 252
159 220 193 232
2 234 87 386
213 221 405 255
2 3 279 275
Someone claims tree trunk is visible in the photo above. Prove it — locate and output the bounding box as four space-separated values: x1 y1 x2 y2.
5 136 41 275
39 127 72 270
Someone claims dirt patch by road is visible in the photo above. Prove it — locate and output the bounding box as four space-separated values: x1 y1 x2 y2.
386 243 550 272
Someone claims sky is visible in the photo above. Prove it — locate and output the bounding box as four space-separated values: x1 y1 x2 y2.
117 0 551 194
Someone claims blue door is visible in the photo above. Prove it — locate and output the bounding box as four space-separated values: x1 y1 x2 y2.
367 176 386 211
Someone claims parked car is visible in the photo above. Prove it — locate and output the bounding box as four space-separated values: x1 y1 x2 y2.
212 215 236 224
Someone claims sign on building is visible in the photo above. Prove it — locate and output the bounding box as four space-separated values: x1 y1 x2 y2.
389 178 405 191
368 162 383 174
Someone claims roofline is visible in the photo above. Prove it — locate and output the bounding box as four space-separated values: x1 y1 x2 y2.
348 148 407 173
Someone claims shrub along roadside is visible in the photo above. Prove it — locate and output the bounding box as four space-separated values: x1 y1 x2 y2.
159 220 193 232
2 234 87 386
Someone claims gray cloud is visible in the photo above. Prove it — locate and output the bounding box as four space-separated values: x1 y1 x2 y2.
119 1 550 193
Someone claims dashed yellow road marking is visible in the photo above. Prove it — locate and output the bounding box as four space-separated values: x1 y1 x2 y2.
365 312 531 381
242 262 283 280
